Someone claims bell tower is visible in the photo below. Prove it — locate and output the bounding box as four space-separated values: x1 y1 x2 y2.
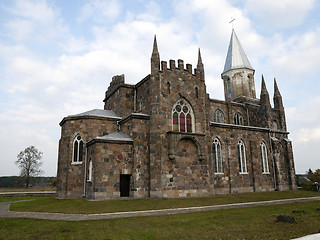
221 29 256 102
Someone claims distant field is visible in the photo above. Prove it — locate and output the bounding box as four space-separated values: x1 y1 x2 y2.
1 200 320 239
8 190 320 214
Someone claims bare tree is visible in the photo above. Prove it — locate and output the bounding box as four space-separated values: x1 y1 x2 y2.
16 146 44 188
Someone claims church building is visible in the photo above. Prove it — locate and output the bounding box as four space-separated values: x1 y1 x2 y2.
56 30 296 199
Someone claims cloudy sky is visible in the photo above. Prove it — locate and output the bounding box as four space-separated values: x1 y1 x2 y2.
0 0 319 176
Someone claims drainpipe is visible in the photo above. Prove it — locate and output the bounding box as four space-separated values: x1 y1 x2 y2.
83 146 88 198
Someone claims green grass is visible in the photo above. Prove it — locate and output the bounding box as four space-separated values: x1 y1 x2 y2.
1 201 320 239
9 190 320 214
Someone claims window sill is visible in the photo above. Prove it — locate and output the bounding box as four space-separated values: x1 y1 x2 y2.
214 172 224 175
239 172 248 175
262 172 270 175
71 162 82 165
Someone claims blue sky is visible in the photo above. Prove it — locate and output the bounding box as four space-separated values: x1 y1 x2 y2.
0 0 319 176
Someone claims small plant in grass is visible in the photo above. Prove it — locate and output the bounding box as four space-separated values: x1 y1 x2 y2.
276 215 296 223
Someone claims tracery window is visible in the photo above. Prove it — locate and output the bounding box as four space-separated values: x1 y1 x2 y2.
172 99 194 133
213 109 224 123
213 138 223 173
72 135 83 163
234 112 244 125
237 140 247 173
260 142 269 173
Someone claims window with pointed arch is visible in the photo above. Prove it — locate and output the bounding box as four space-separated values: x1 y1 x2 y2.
237 140 247 173
213 109 224 123
172 99 194 133
213 138 223 173
234 112 244 125
72 135 83 163
260 141 269 173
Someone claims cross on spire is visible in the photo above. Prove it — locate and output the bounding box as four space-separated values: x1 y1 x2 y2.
229 17 235 30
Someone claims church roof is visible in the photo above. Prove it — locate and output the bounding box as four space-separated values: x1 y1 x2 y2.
70 109 120 119
97 132 133 142
223 29 254 74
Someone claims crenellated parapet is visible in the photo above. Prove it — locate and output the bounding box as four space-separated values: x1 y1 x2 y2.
158 59 203 79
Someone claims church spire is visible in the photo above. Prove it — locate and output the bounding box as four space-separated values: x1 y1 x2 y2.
151 35 160 75
223 29 254 74
197 48 205 81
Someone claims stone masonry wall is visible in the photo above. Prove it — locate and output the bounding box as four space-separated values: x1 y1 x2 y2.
56 117 118 199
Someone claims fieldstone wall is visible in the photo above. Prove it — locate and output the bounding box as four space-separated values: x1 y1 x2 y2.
56 117 118 199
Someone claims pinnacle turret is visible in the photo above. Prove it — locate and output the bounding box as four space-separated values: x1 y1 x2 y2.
151 35 160 75
197 48 205 81
260 75 271 109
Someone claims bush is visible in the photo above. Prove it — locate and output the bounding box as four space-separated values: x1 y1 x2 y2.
300 182 313 191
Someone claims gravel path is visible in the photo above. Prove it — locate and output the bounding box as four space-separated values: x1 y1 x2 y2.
1 196 320 221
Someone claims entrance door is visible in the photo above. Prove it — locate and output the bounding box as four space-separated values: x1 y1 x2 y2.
120 174 131 197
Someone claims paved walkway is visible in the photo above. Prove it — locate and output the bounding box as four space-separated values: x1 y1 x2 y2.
0 196 320 221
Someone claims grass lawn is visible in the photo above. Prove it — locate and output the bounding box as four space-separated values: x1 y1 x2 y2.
8 190 320 214
1 200 320 239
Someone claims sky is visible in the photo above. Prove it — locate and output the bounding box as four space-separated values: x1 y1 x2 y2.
0 0 320 176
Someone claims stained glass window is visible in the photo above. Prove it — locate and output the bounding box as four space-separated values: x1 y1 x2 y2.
172 99 194 132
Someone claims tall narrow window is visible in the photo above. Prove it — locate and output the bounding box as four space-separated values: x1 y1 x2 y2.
227 78 232 99
260 142 269 173
213 109 224 123
213 138 223 173
248 75 253 98
234 112 244 125
195 87 199 98
172 99 194 133
72 135 83 163
167 82 171 94
237 140 247 173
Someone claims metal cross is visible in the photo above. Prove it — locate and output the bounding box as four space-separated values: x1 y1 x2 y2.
229 18 236 29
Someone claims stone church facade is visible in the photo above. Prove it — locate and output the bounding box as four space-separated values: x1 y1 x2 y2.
56 30 296 199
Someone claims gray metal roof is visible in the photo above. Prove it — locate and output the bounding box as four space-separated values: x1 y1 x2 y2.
96 131 133 142
69 109 120 119
223 29 254 74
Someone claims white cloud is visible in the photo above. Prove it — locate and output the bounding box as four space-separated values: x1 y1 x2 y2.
77 0 121 23
243 0 315 28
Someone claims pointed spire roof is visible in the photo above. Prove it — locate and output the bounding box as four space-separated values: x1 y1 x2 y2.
274 78 281 95
197 48 203 66
223 29 254 74
152 35 158 53
261 75 267 92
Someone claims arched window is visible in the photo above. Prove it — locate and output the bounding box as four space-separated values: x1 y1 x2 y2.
237 140 247 173
234 112 244 125
88 158 93 181
72 135 83 163
272 120 278 130
213 138 223 173
213 109 224 123
172 99 194 133
167 82 171 94
260 142 269 173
